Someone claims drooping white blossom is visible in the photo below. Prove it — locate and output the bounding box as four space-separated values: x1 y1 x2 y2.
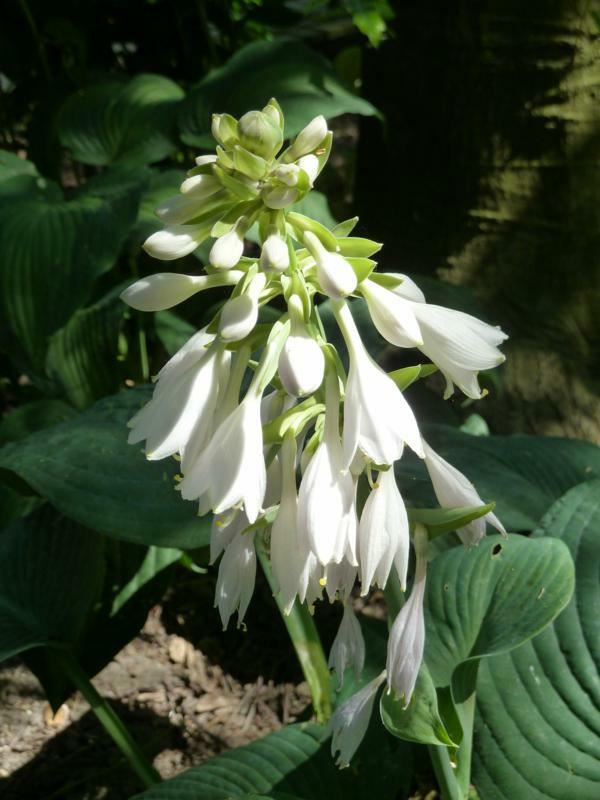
334 300 423 467
359 467 410 593
423 440 506 545
360 278 423 347
330 671 387 768
215 528 256 629
328 604 365 689
386 525 428 706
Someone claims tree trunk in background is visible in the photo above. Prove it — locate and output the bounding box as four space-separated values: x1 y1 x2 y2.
357 0 600 440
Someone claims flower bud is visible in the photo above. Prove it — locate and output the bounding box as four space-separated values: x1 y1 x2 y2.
297 154 319 185
209 217 247 270
260 233 290 273
211 113 238 148
272 164 299 187
121 273 204 311
219 273 266 341
278 331 325 397
237 110 283 160
304 231 357 299
261 185 298 209
143 224 207 261
288 115 328 159
179 173 220 196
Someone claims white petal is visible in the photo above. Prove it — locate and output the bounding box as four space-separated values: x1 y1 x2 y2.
215 530 256 629
143 224 207 260
328 605 365 689
209 228 244 270
289 115 328 159
305 232 357 300
361 279 423 347
330 671 386 768
386 570 426 706
120 273 204 312
278 333 325 397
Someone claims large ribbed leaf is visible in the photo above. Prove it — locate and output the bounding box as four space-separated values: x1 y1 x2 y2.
178 38 377 147
473 481 600 800
425 534 574 696
0 506 104 662
132 721 407 800
59 74 184 167
0 188 137 371
46 288 125 409
0 389 210 549
397 425 600 532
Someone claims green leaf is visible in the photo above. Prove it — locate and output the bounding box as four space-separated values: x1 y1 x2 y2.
0 398 75 445
131 718 407 800
380 663 458 746
397 425 600 532
408 503 496 538
0 187 138 372
46 288 126 408
0 389 211 549
389 363 438 391
425 534 575 697
473 481 600 800
59 75 184 167
0 149 38 181
178 39 377 148
0 506 104 662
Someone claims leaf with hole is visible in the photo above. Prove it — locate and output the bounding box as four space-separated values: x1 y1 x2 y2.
472 481 600 800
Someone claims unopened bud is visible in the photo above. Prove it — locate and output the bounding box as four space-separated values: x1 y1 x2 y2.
219 273 266 341
238 110 283 160
260 233 290 273
304 231 357 299
209 217 247 270
278 331 325 397
261 185 299 209
297 154 319 185
289 115 328 159
211 114 238 148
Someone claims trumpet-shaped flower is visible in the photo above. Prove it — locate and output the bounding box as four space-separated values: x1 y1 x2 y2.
330 671 387 768
360 278 423 347
386 526 428 706
178 392 266 523
297 374 357 566
423 440 505 545
215 529 256 629
335 301 423 466
128 337 229 463
359 468 410 593
328 604 365 689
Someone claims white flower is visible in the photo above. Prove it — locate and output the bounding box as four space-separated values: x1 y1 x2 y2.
260 233 290 273
272 164 300 187
209 217 247 270
120 270 243 312
215 529 256 629
127 337 229 463
178 392 266 523
304 232 357 300
330 671 386 768
219 273 266 342
278 331 325 397
423 440 505 545
156 177 222 224
143 223 210 261
359 468 410 593
289 115 328 159
324 556 358 603
386 526 428 706
387 273 426 303
297 373 357 566
209 508 247 565
360 278 423 347
334 301 423 466
328 604 365 689
297 154 319 185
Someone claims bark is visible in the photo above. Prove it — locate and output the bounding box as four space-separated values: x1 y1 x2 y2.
357 0 600 440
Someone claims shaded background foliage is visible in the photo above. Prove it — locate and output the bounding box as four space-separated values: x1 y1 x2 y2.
0 1 599 799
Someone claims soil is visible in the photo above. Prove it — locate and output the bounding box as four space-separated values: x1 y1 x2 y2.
0 591 314 800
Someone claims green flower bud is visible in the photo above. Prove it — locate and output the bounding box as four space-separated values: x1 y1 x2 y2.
237 110 283 160
211 114 239 148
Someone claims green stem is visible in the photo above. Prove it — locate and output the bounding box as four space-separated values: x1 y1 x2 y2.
55 650 160 788
138 324 150 382
256 538 332 723
455 691 476 797
429 744 462 800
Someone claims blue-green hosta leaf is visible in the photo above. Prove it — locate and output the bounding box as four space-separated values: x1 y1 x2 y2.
0 398 75 445
131 719 408 800
0 506 104 662
425 534 575 697
473 481 600 800
0 389 210 549
178 38 377 148
0 187 138 372
46 288 126 409
59 74 184 167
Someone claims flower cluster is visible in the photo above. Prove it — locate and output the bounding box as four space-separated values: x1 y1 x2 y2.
121 99 507 767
